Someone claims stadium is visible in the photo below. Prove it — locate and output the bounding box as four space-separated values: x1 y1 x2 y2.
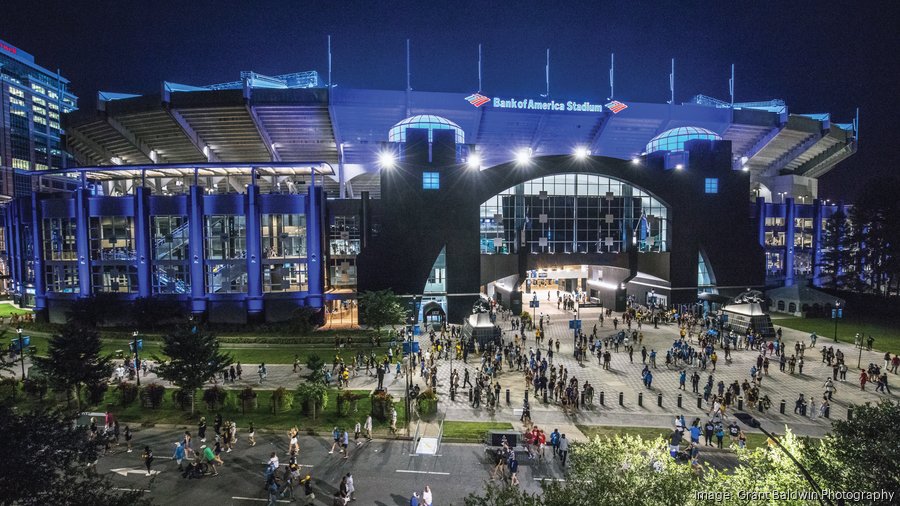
2 70 857 324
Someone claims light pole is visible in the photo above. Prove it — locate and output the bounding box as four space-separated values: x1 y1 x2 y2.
132 330 141 386
16 326 26 382
735 413 834 506
832 300 841 343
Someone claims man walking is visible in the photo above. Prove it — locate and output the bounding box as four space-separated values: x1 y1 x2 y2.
558 434 569 466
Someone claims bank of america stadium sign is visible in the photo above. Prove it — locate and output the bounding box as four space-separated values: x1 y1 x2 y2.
466 93 623 114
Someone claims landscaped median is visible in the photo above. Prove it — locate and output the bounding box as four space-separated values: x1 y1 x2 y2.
440 421 514 442
576 424 819 450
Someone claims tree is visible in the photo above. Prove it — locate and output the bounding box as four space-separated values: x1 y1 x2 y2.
849 176 900 296
34 325 112 409
358 289 406 336
0 406 151 506
296 381 328 420
817 209 852 289
155 326 232 414
306 353 325 383
466 435 699 506
802 400 900 495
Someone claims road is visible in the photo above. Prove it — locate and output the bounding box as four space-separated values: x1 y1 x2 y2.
97 427 737 505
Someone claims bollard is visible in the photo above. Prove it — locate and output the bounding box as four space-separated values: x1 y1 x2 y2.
544 389 549 404
677 393 682 408
619 391 624 406
506 388 510 405
697 396 702 409
779 399 786 415
525 390 529 402
738 397 743 411
758 400 764 413
657 392 663 407
638 392 643 407
581 392 585 406
451 388 455 401
846 406 853 420
600 391 605 406
469 388 473 403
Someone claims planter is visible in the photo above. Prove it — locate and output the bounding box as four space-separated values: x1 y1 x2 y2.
241 397 258 412
371 392 394 421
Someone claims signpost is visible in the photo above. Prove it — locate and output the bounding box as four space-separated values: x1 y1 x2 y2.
15 326 26 381
130 331 142 386
831 302 842 342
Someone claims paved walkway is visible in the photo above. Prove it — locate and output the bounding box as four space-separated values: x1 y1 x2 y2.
6 294 896 441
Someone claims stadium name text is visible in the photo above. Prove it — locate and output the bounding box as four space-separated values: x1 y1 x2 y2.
492 97 603 113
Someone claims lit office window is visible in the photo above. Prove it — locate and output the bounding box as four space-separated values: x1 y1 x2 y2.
423 172 440 190
705 178 719 194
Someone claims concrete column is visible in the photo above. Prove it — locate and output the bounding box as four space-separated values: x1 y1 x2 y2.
245 184 263 317
75 189 92 297
784 197 795 286
134 186 151 298
756 197 766 247
188 185 207 315
30 193 46 313
811 198 823 285
306 184 324 310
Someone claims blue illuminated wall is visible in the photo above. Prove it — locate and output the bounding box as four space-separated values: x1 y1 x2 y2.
3 182 325 324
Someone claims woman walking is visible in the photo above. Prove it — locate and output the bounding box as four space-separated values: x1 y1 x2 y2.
141 445 154 476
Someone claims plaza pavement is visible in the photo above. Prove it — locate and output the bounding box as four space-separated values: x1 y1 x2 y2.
99 290 898 443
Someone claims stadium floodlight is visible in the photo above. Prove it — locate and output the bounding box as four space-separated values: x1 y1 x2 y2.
574 146 591 160
377 150 396 169
467 153 482 170
742 165 749 172
675 163 684 170
515 148 532 166
631 157 641 165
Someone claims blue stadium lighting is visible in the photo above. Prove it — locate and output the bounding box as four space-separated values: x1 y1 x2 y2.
646 126 722 154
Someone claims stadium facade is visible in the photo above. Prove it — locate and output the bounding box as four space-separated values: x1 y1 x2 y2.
0 68 857 324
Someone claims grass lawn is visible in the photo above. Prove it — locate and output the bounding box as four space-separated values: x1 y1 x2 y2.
3 386 399 436
9 332 389 365
0 304 31 318
774 316 900 352
576 425 779 450
442 421 514 441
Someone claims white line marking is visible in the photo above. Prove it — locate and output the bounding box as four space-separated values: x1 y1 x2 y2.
113 488 151 493
534 477 566 482
395 469 451 475
231 497 291 503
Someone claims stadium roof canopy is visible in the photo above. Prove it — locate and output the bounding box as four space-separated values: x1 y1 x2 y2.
64 70 857 196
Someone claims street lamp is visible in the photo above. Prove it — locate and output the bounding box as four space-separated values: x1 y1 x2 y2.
132 330 141 386
16 326 26 382
832 300 842 343
734 413 834 506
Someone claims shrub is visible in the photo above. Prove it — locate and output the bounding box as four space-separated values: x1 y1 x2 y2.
337 390 362 416
271 386 294 413
306 354 325 383
116 382 139 406
416 388 438 416
238 386 257 401
296 382 327 419
371 390 394 421
202 386 227 410
238 386 258 413
142 383 166 408
86 382 108 406
171 388 191 410
0 377 19 401
23 377 48 400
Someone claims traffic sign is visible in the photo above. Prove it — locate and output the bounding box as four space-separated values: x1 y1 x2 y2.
529 300 540 308
568 319 582 330
831 308 843 319
129 339 143 352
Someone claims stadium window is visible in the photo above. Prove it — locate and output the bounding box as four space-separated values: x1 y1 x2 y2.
422 172 440 190
704 178 718 194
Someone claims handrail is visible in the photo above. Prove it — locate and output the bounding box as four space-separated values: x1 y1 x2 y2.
411 419 421 453
435 414 446 455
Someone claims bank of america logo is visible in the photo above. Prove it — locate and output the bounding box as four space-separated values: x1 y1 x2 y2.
466 93 491 107
605 100 628 113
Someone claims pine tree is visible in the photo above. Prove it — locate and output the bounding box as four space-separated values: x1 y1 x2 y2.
155 326 233 414
817 209 851 289
34 325 112 409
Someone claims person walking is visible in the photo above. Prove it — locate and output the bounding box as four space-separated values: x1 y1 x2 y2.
198 417 207 442
124 425 133 452
173 441 186 471
422 485 433 506
141 445 154 476
508 454 520 486
248 422 256 447
558 434 569 466
345 473 356 501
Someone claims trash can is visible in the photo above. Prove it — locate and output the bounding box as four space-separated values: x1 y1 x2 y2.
600 391 605 405
779 399 786 415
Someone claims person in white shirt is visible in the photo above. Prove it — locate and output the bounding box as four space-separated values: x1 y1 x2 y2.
422 485 433 506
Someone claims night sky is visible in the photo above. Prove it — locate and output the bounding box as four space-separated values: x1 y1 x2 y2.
2 0 896 200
